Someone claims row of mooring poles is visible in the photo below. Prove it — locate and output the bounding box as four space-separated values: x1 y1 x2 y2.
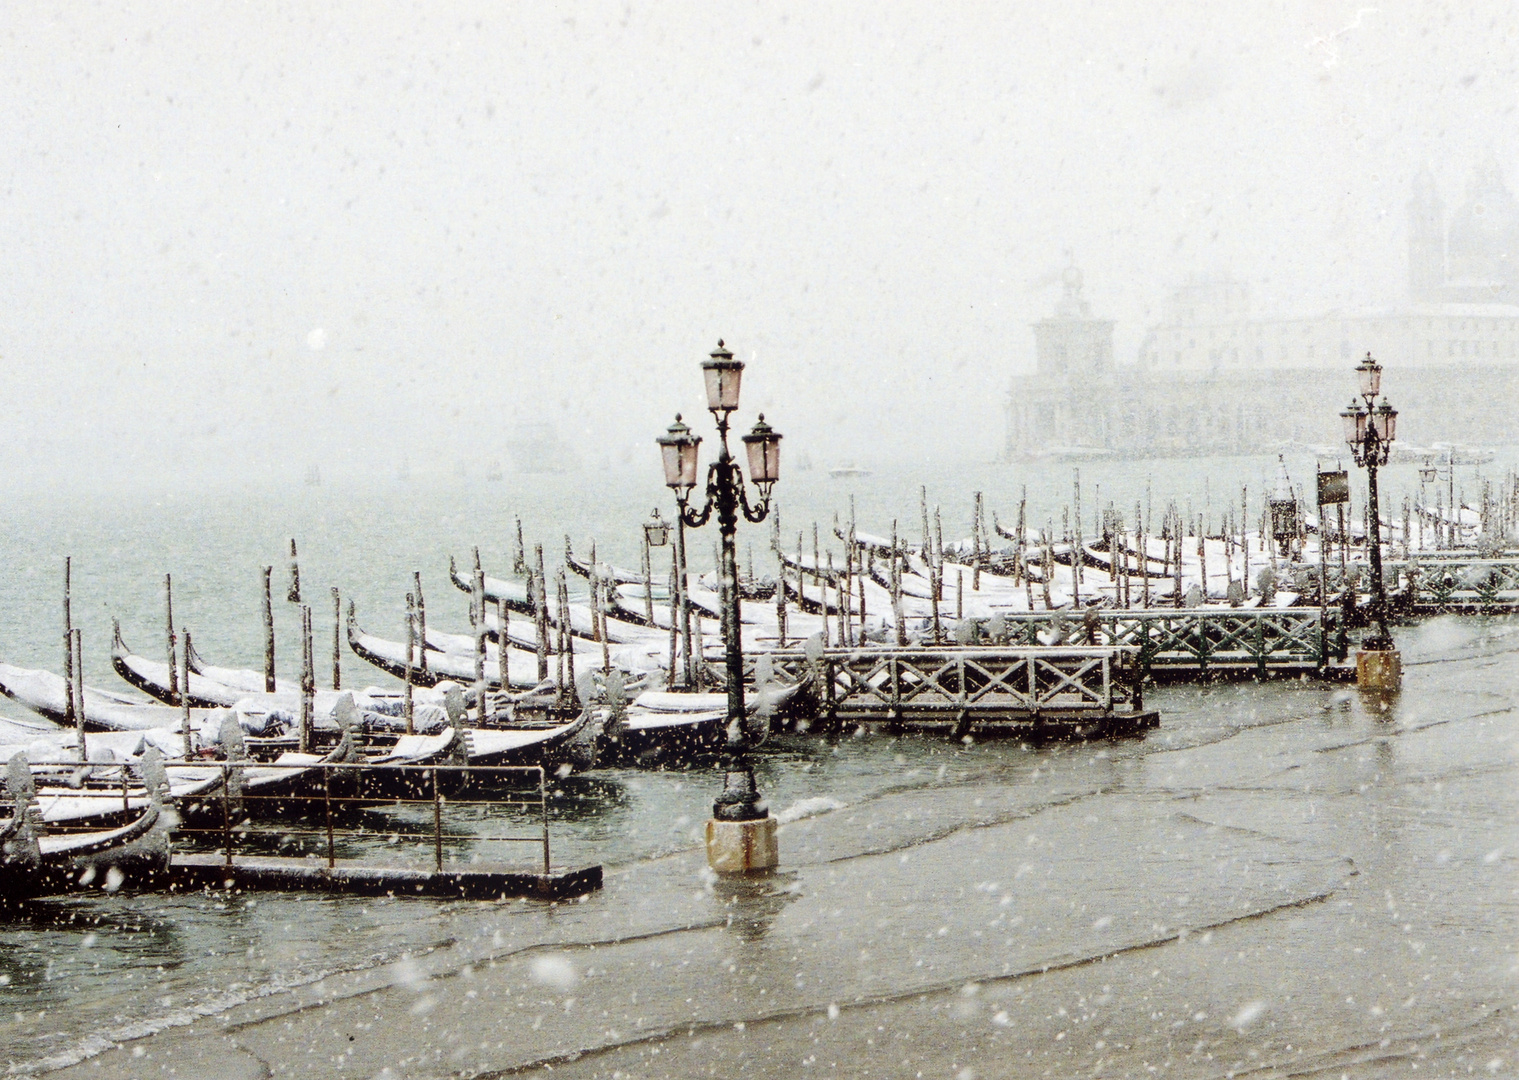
59 536 355 767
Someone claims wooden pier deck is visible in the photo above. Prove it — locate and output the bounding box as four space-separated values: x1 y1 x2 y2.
166 853 602 900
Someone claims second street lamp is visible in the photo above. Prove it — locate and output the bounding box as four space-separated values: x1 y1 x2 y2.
658 340 784 872
1339 352 1400 688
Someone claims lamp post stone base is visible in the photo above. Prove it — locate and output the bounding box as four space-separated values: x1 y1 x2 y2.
1356 648 1402 691
706 816 778 874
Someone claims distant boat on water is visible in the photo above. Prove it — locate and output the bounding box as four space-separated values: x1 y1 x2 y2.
828 464 873 479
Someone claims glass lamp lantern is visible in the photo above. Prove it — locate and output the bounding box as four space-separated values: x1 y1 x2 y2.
644 508 671 548
657 415 701 492
741 414 782 487
1355 352 1383 400
1372 400 1397 444
1419 460 1437 484
1341 400 1367 448
701 341 745 415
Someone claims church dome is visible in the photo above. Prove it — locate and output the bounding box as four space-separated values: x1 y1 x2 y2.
1446 156 1519 288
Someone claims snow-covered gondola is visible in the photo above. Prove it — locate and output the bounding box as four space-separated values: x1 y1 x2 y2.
448 557 535 615
185 638 298 695
346 613 546 688
0 751 173 902
112 623 245 707
0 661 213 732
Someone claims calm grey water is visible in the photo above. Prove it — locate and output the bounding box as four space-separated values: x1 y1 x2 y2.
0 454 1514 1075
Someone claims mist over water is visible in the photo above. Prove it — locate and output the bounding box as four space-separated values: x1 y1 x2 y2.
2 4 1517 486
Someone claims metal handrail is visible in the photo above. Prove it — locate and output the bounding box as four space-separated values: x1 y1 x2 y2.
166 761 552 875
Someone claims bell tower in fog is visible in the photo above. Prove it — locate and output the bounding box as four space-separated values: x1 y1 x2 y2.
1032 265 1115 380
1408 167 1445 302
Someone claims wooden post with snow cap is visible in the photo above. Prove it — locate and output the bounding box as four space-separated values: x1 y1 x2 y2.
832 552 844 647
165 573 179 708
1241 487 1250 600
933 507 945 640
497 596 511 691
472 557 487 713
891 520 906 646
642 532 655 626
973 492 983 591
1197 516 1207 602
287 539 301 604
1017 486 1028 586
1043 524 1054 610
532 545 549 684
331 587 342 690
920 486 931 568
598 573 612 675
558 570 576 705
180 628 194 759
1073 470 1083 589
262 567 276 692
62 558 74 733
668 566 681 689
796 531 806 613
413 571 428 675
812 522 821 610
404 593 416 735
299 605 314 754
857 563 867 641
72 628 86 762
775 551 788 647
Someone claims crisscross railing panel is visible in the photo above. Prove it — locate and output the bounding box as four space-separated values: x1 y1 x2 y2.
716 646 1137 718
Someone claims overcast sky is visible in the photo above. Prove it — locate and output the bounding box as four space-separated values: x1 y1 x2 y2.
0 2 1513 485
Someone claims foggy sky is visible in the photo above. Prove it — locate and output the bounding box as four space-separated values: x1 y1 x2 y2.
1 2 1513 488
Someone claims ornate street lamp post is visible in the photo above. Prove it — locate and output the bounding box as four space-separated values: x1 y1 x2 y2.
1267 455 1299 560
655 417 700 687
1418 450 1457 549
1340 353 1400 687
657 341 783 872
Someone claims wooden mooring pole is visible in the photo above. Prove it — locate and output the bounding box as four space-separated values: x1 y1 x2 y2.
63 557 75 738
180 628 193 758
331 587 342 690
262 567 276 692
165 573 179 707
413 571 428 676
404 593 416 735
71 627 86 762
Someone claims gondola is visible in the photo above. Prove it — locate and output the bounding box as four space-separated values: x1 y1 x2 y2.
0 661 215 732
448 557 535 615
185 638 298 694
594 683 802 766
346 612 547 688
1 750 173 902
111 623 246 707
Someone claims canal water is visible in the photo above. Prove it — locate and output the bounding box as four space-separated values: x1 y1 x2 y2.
0 454 1514 1075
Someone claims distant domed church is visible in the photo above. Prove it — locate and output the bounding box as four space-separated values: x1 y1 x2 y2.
1005 162 1519 459
1411 157 1519 303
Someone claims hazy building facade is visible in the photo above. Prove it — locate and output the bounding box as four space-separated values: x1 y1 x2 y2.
1006 163 1519 459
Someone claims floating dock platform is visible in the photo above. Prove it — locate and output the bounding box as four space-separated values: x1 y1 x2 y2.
166 853 602 900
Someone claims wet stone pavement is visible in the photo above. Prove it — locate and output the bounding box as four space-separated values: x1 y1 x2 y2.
33 616 1519 1079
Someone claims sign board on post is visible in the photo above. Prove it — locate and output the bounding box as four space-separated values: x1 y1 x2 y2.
1317 469 1349 506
